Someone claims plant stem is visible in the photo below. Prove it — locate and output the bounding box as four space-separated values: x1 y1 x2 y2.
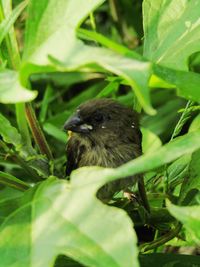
89 12 96 31
0 1 32 147
25 103 53 160
138 175 150 213
16 103 33 148
0 173 30 191
140 222 182 252
0 1 21 69
109 0 119 23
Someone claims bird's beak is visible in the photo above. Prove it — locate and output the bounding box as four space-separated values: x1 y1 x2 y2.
63 114 93 133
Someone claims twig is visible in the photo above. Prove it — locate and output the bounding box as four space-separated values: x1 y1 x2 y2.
25 103 53 160
140 222 182 252
138 175 150 213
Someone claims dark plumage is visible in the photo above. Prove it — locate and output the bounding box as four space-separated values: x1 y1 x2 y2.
64 98 142 200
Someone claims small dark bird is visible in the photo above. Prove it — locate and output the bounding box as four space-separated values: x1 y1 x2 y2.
64 98 142 201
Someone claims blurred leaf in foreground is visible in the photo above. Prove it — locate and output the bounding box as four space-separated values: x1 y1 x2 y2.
0 176 139 267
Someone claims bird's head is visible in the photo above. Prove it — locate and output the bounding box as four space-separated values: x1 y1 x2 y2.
63 98 141 146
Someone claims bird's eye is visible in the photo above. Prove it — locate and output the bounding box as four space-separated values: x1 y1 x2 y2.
94 113 104 123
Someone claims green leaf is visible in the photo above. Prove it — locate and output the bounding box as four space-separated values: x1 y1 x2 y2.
153 64 200 103
141 127 162 154
0 0 21 69
51 43 154 114
21 0 154 114
140 253 200 267
39 84 53 123
168 203 200 244
43 123 66 143
0 171 29 191
0 190 23 225
0 112 22 147
167 155 191 191
0 177 139 267
179 149 200 204
22 0 105 63
0 1 27 45
143 0 200 70
189 114 200 132
0 70 37 103
97 80 119 98
0 113 50 179
77 28 142 60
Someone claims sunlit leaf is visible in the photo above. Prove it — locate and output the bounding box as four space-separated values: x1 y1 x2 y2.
141 127 162 154
168 202 200 244
0 1 27 45
21 0 154 114
189 114 200 132
0 177 139 267
179 149 200 204
143 0 200 70
0 70 37 103
153 65 200 102
23 0 105 63
0 112 22 147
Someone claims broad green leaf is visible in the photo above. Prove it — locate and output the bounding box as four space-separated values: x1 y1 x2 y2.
0 190 23 225
153 65 200 102
168 203 200 244
0 1 27 45
179 149 200 204
0 177 139 267
23 0 105 62
189 114 200 132
0 112 22 147
141 127 162 154
143 0 200 70
21 0 154 114
0 70 37 103
140 253 200 267
51 42 154 114
77 28 142 60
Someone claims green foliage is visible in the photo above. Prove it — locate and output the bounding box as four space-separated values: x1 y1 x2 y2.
168 202 200 244
0 70 37 102
0 0 200 267
143 0 200 69
0 177 139 267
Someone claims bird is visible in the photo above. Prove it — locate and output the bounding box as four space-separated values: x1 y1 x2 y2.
63 98 142 201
